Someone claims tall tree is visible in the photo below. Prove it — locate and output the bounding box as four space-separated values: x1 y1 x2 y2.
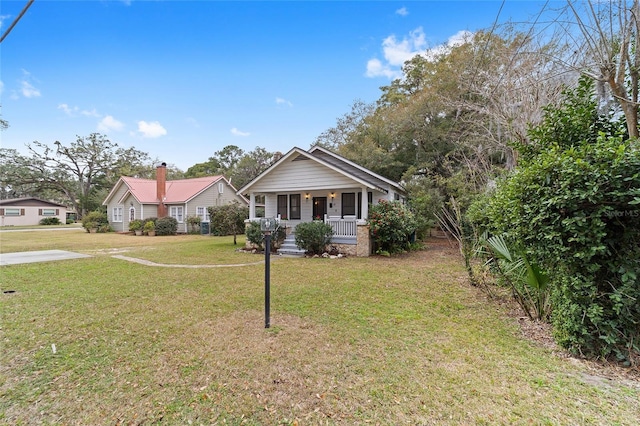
562 0 640 138
0 133 150 217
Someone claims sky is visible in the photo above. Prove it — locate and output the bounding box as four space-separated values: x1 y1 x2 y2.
1 0 558 171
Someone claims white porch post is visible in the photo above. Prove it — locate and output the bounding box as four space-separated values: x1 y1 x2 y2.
249 192 256 220
361 187 368 219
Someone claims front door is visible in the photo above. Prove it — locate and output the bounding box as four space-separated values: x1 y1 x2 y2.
312 197 327 220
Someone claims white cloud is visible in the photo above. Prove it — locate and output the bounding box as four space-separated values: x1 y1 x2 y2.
21 80 40 98
366 58 401 80
16 69 41 98
0 14 11 31
275 97 293 107
58 103 100 118
98 115 124 132
137 120 167 138
366 27 473 80
230 127 250 137
395 7 408 17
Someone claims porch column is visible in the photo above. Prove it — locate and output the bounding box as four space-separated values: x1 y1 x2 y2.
361 187 368 219
249 192 256 220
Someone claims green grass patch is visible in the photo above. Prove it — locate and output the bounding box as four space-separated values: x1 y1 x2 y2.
1 232 638 424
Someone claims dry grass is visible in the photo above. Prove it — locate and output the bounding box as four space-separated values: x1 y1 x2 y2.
1 231 639 425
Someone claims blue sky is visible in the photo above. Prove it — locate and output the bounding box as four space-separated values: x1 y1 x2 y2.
1 1 555 171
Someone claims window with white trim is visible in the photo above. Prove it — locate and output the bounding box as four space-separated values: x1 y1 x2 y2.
42 208 57 216
113 207 123 222
4 208 21 216
170 206 184 223
129 207 136 221
218 182 224 194
196 206 210 222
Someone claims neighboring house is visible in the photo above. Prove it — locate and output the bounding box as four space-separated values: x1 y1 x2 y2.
102 163 247 233
236 146 407 256
0 197 68 227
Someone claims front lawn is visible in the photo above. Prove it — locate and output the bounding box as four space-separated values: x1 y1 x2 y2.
1 232 638 424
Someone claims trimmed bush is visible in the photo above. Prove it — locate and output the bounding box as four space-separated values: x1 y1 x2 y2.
155 216 178 236
39 217 61 225
294 221 333 255
128 219 144 232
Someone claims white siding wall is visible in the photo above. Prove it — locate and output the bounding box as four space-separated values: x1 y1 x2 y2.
251 158 358 192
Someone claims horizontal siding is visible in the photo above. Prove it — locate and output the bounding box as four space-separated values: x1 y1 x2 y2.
250 158 358 192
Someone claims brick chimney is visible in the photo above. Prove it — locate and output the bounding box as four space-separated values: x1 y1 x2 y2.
156 162 167 218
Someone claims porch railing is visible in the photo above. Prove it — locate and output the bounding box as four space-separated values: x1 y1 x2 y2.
324 215 357 238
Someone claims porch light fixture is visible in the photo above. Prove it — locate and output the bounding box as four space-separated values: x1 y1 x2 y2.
304 193 310 200
330 192 335 200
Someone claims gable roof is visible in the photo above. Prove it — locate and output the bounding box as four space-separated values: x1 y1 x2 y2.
103 175 229 205
0 197 67 208
236 146 405 195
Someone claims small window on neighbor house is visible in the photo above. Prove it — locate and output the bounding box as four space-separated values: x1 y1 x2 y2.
394 193 400 201
129 207 135 221
289 194 301 220
218 182 224 194
197 206 210 222
170 206 184 223
5 208 21 216
41 208 57 216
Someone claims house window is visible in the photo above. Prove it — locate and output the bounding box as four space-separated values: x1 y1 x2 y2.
218 182 224 194
170 206 184 223
41 208 57 216
342 193 356 217
4 208 21 216
113 207 123 222
289 194 301 220
197 206 210 222
277 195 287 219
129 207 136 221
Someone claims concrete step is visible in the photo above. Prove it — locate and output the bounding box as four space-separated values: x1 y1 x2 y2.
278 234 305 257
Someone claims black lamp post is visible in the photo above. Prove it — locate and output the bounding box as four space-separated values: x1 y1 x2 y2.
260 217 278 328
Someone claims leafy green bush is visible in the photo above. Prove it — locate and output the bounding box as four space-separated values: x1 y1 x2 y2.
481 78 639 363
186 215 201 234
155 216 178 236
128 219 144 232
368 200 417 254
39 217 61 225
294 221 333 255
209 203 248 243
81 211 109 233
245 220 285 251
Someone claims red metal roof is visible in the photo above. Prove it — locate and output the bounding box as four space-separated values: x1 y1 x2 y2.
121 175 224 204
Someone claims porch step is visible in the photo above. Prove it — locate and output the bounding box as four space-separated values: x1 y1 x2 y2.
277 234 306 257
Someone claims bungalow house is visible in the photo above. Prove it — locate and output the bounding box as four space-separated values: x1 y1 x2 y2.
102 163 247 233
236 146 406 256
0 197 68 227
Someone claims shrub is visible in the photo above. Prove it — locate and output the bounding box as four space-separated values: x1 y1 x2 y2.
208 203 248 243
186 215 201 234
143 220 155 234
155 216 177 236
66 219 75 225
245 220 285 251
81 211 108 233
294 221 333 255
39 217 61 225
128 219 144 232
368 200 417 254
481 78 639 363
